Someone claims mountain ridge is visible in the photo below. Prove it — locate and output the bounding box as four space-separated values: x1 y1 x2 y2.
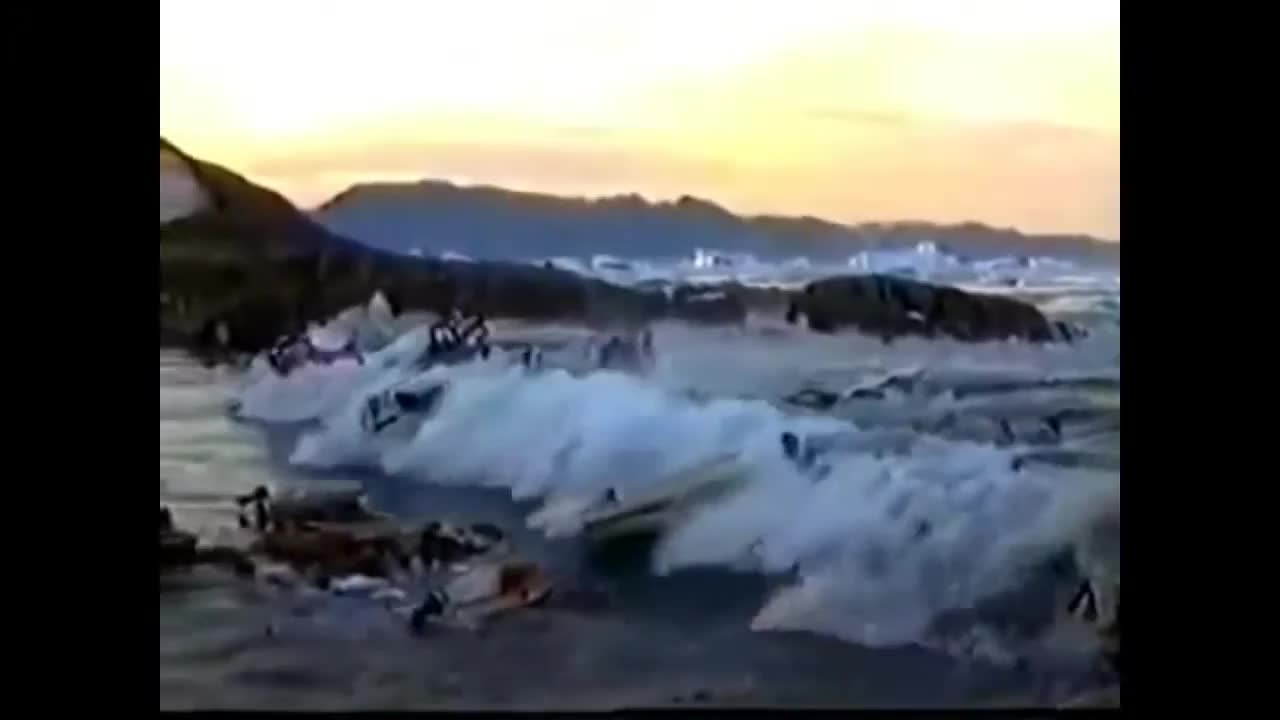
313 179 1119 263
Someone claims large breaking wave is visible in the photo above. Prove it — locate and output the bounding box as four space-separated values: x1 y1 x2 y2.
231 255 1119 669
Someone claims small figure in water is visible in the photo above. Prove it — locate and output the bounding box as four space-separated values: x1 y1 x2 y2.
997 419 1016 446
781 432 831 480
520 345 543 370
236 485 272 532
1043 415 1063 440
1067 578 1100 623
600 487 622 508
457 312 490 348
594 328 654 372
267 334 310 376
410 589 450 634
781 432 815 469
427 312 462 356
597 335 624 369
639 329 654 363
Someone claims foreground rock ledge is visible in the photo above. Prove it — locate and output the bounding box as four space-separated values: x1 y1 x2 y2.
159 138 1064 359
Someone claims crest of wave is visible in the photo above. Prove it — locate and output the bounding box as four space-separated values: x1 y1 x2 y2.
739 459 1118 650
236 335 427 423
237 300 1119 656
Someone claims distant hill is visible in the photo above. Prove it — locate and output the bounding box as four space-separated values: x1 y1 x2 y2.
159 138 751 357
314 181 1120 264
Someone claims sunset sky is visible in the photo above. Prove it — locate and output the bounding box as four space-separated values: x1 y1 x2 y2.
160 0 1119 239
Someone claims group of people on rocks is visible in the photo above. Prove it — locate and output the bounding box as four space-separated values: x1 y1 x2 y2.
268 306 495 378
424 308 492 364
263 293 672 383
267 333 365 375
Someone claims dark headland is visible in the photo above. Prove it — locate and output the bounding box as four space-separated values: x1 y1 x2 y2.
159 138 1073 361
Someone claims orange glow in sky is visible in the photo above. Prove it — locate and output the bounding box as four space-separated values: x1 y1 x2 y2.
160 0 1119 239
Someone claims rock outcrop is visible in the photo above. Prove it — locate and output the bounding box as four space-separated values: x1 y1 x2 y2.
160 143 211 223
786 274 1061 343
159 139 745 360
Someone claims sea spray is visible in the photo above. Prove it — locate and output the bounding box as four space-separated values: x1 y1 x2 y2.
235 298 1118 660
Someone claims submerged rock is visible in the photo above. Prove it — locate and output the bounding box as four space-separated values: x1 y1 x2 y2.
785 274 1058 343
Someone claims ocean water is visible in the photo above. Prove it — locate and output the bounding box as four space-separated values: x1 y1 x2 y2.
538 242 1120 295
159 248 1120 709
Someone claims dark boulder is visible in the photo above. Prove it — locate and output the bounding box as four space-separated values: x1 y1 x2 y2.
785 274 1057 343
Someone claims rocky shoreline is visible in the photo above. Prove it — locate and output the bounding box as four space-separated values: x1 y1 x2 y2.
160 138 1068 360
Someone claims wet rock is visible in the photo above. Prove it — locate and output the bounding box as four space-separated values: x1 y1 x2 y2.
418 521 506 568
238 486 419 579
159 529 198 567
251 528 403 580
160 505 256 578
410 559 554 632
786 274 1057 343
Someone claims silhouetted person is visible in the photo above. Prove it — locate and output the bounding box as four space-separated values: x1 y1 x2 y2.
428 310 463 355
1043 416 1063 440
236 485 272 532
520 346 541 369
1067 579 1100 623
781 432 819 471
457 312 490 352
410 590 449 634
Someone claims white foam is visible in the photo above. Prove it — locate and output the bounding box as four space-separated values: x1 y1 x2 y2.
233 295 1119 656
526 246 1115 300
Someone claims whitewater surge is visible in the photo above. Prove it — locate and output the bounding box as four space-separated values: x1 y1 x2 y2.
233 302 1119 664
536 243 1120 305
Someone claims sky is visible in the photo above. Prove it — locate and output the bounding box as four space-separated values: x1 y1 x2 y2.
160 0 1119 240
